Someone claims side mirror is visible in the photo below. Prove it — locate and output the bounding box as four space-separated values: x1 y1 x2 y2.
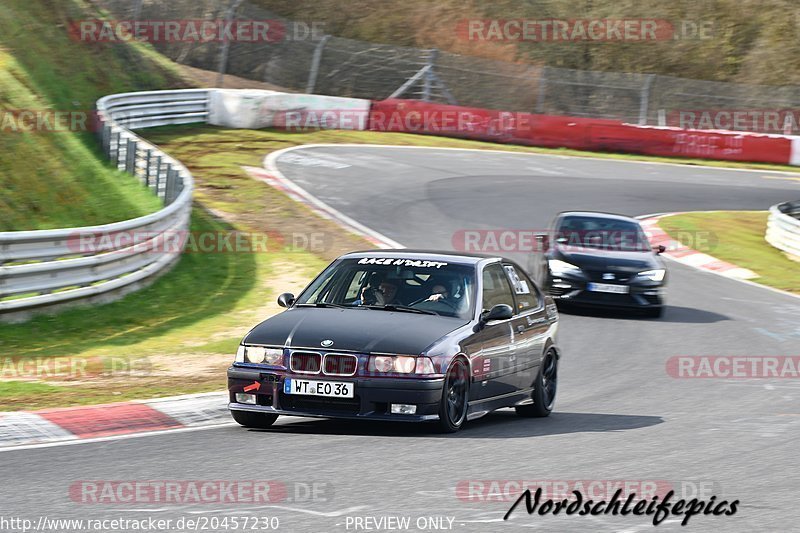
474 304 514 332
653 245 666 255
277 292 295 308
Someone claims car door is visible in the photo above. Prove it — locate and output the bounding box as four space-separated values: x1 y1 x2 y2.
464 262 519 400
503 263 550 391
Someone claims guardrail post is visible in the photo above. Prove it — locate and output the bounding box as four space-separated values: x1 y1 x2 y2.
110 130 120 163
125 138 137 174
154 155 163 198
165 167 176 205
144 149 152 187
101 122 111 155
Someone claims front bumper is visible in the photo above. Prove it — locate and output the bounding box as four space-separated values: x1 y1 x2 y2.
547 272 665 310
228 367 444 422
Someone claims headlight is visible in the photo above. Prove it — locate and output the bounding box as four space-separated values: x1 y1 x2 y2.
368 356 437 374
548 259 580 276
371 356 394 373
235 345 245 363
244 346 283 365
394 356 416 374
637 269 666 282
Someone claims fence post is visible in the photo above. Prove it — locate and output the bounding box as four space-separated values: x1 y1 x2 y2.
216 0 245 87
422 49 439 102
536 66 547 114
306 34 331 94
132 0 144 20
639 74 656 125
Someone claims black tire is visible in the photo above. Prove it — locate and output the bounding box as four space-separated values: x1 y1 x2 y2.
231 410 279 429
642 306 664 318
437 358 470 433
516 349 558 418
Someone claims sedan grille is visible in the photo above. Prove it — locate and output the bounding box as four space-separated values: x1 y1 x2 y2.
290 352 321 374
323 354 358 376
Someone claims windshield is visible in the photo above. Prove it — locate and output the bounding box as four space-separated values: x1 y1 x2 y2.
295 257 477 319
556 216 651 252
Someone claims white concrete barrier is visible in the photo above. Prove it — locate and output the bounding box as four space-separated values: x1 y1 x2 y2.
208 90 370 130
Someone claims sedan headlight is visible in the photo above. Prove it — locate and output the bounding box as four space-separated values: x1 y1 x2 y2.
368 356 436 374
243 346 283 365
637 269 666 282
548 259 581 276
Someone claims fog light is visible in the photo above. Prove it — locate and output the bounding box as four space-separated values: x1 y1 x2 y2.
236 393 257 405
390 404 416 415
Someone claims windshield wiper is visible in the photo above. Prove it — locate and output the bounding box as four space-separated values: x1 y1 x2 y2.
362 304 439 316
296 302 350 309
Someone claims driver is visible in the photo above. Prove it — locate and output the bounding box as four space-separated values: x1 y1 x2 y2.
425 284 449 303
355 274 398 306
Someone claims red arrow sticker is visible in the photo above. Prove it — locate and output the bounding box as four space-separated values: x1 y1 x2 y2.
243 382 261 393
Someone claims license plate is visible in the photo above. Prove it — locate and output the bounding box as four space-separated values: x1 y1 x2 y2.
586 282 630 294
284 378 354 398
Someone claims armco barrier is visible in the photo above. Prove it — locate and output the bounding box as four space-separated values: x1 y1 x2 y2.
368 99 796 165
0 88 371 320
0 90 209 319
766 201 800 259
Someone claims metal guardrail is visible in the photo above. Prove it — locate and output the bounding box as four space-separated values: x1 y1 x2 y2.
766 200 800 259
0 90 210 317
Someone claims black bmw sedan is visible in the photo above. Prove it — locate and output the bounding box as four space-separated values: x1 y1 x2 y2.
228 250 561 433
542 212 667 317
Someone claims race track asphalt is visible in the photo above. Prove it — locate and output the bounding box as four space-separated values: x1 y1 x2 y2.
2 147 798 533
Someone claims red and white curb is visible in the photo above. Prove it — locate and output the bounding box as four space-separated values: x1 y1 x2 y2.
0 392 230 449
640 214 758 280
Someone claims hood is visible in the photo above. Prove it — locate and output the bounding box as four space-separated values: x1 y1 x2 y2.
244 307 468 354
554 246 662 273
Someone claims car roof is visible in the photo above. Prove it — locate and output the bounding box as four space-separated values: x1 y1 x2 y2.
338 249 504 266
556 211 641 224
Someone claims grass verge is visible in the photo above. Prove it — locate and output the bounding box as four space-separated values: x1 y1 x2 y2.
659 211 799 294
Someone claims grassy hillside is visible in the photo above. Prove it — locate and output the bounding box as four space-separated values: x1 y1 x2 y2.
0 0 189 230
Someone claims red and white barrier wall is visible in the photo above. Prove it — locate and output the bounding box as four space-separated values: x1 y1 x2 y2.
369 98 800 166
207 90 800 166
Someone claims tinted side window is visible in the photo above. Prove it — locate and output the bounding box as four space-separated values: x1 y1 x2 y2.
481 263 515 313
503 265 541 312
